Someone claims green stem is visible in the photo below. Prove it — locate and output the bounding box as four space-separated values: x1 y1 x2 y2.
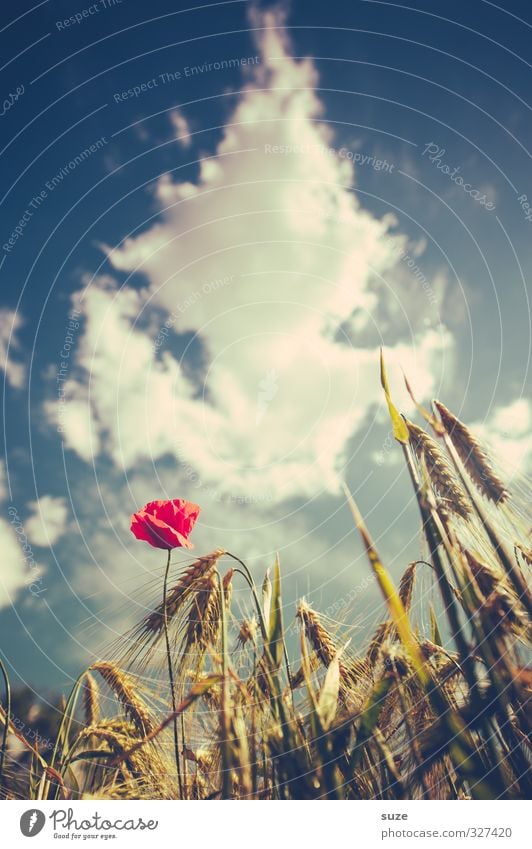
226 554 268 641
45 670 86 800
227 554 295 710
162 549 183 798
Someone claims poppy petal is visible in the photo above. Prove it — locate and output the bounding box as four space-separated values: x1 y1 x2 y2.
130 499 200 550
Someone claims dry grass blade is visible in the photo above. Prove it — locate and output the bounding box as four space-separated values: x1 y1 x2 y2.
434 401 509 504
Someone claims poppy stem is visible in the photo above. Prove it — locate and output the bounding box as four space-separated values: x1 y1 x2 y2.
162 548 183 798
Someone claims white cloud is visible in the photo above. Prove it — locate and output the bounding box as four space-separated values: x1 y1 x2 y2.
472 397 532 480
0 519 29 608
169 110 191 147
0 478 46 608
0 308 25 389
44 9 453 503
25 495 69 547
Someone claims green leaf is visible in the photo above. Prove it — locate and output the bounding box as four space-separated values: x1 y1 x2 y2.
380 349 409 444
317 654 341 730
262 567 272 626
342 483 428 687
267 556 284 670
429 604 443 646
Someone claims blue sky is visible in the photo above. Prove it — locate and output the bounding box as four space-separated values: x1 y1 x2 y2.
1 0 531 692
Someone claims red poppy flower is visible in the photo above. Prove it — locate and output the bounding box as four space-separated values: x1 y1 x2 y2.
130 499 200 550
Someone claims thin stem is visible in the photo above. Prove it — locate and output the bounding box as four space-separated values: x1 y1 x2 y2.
45 669 86 800
217 570 231 799
394 668 431 799
180 714 188 800
401 443 477 689
227 554 295 709
438 424 532 616
400 444 509 796
226 555 268 642
163 548 183 798
0 657 10 792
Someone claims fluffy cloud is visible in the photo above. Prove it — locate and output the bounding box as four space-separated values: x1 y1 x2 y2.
169 110 191 148
25 495 69 548
0 523 29 608
0 308 25 389
0 461 45 608
45 10 452 503
472 397 532 482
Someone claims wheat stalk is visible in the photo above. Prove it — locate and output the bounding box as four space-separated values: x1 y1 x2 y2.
140 550 225 642
399 562 417 610
82 672 100 727
182 572 219 654
237 617 259 648
434 401 509 503
407 421 471 519
296 600 338 668
90 662 155 737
